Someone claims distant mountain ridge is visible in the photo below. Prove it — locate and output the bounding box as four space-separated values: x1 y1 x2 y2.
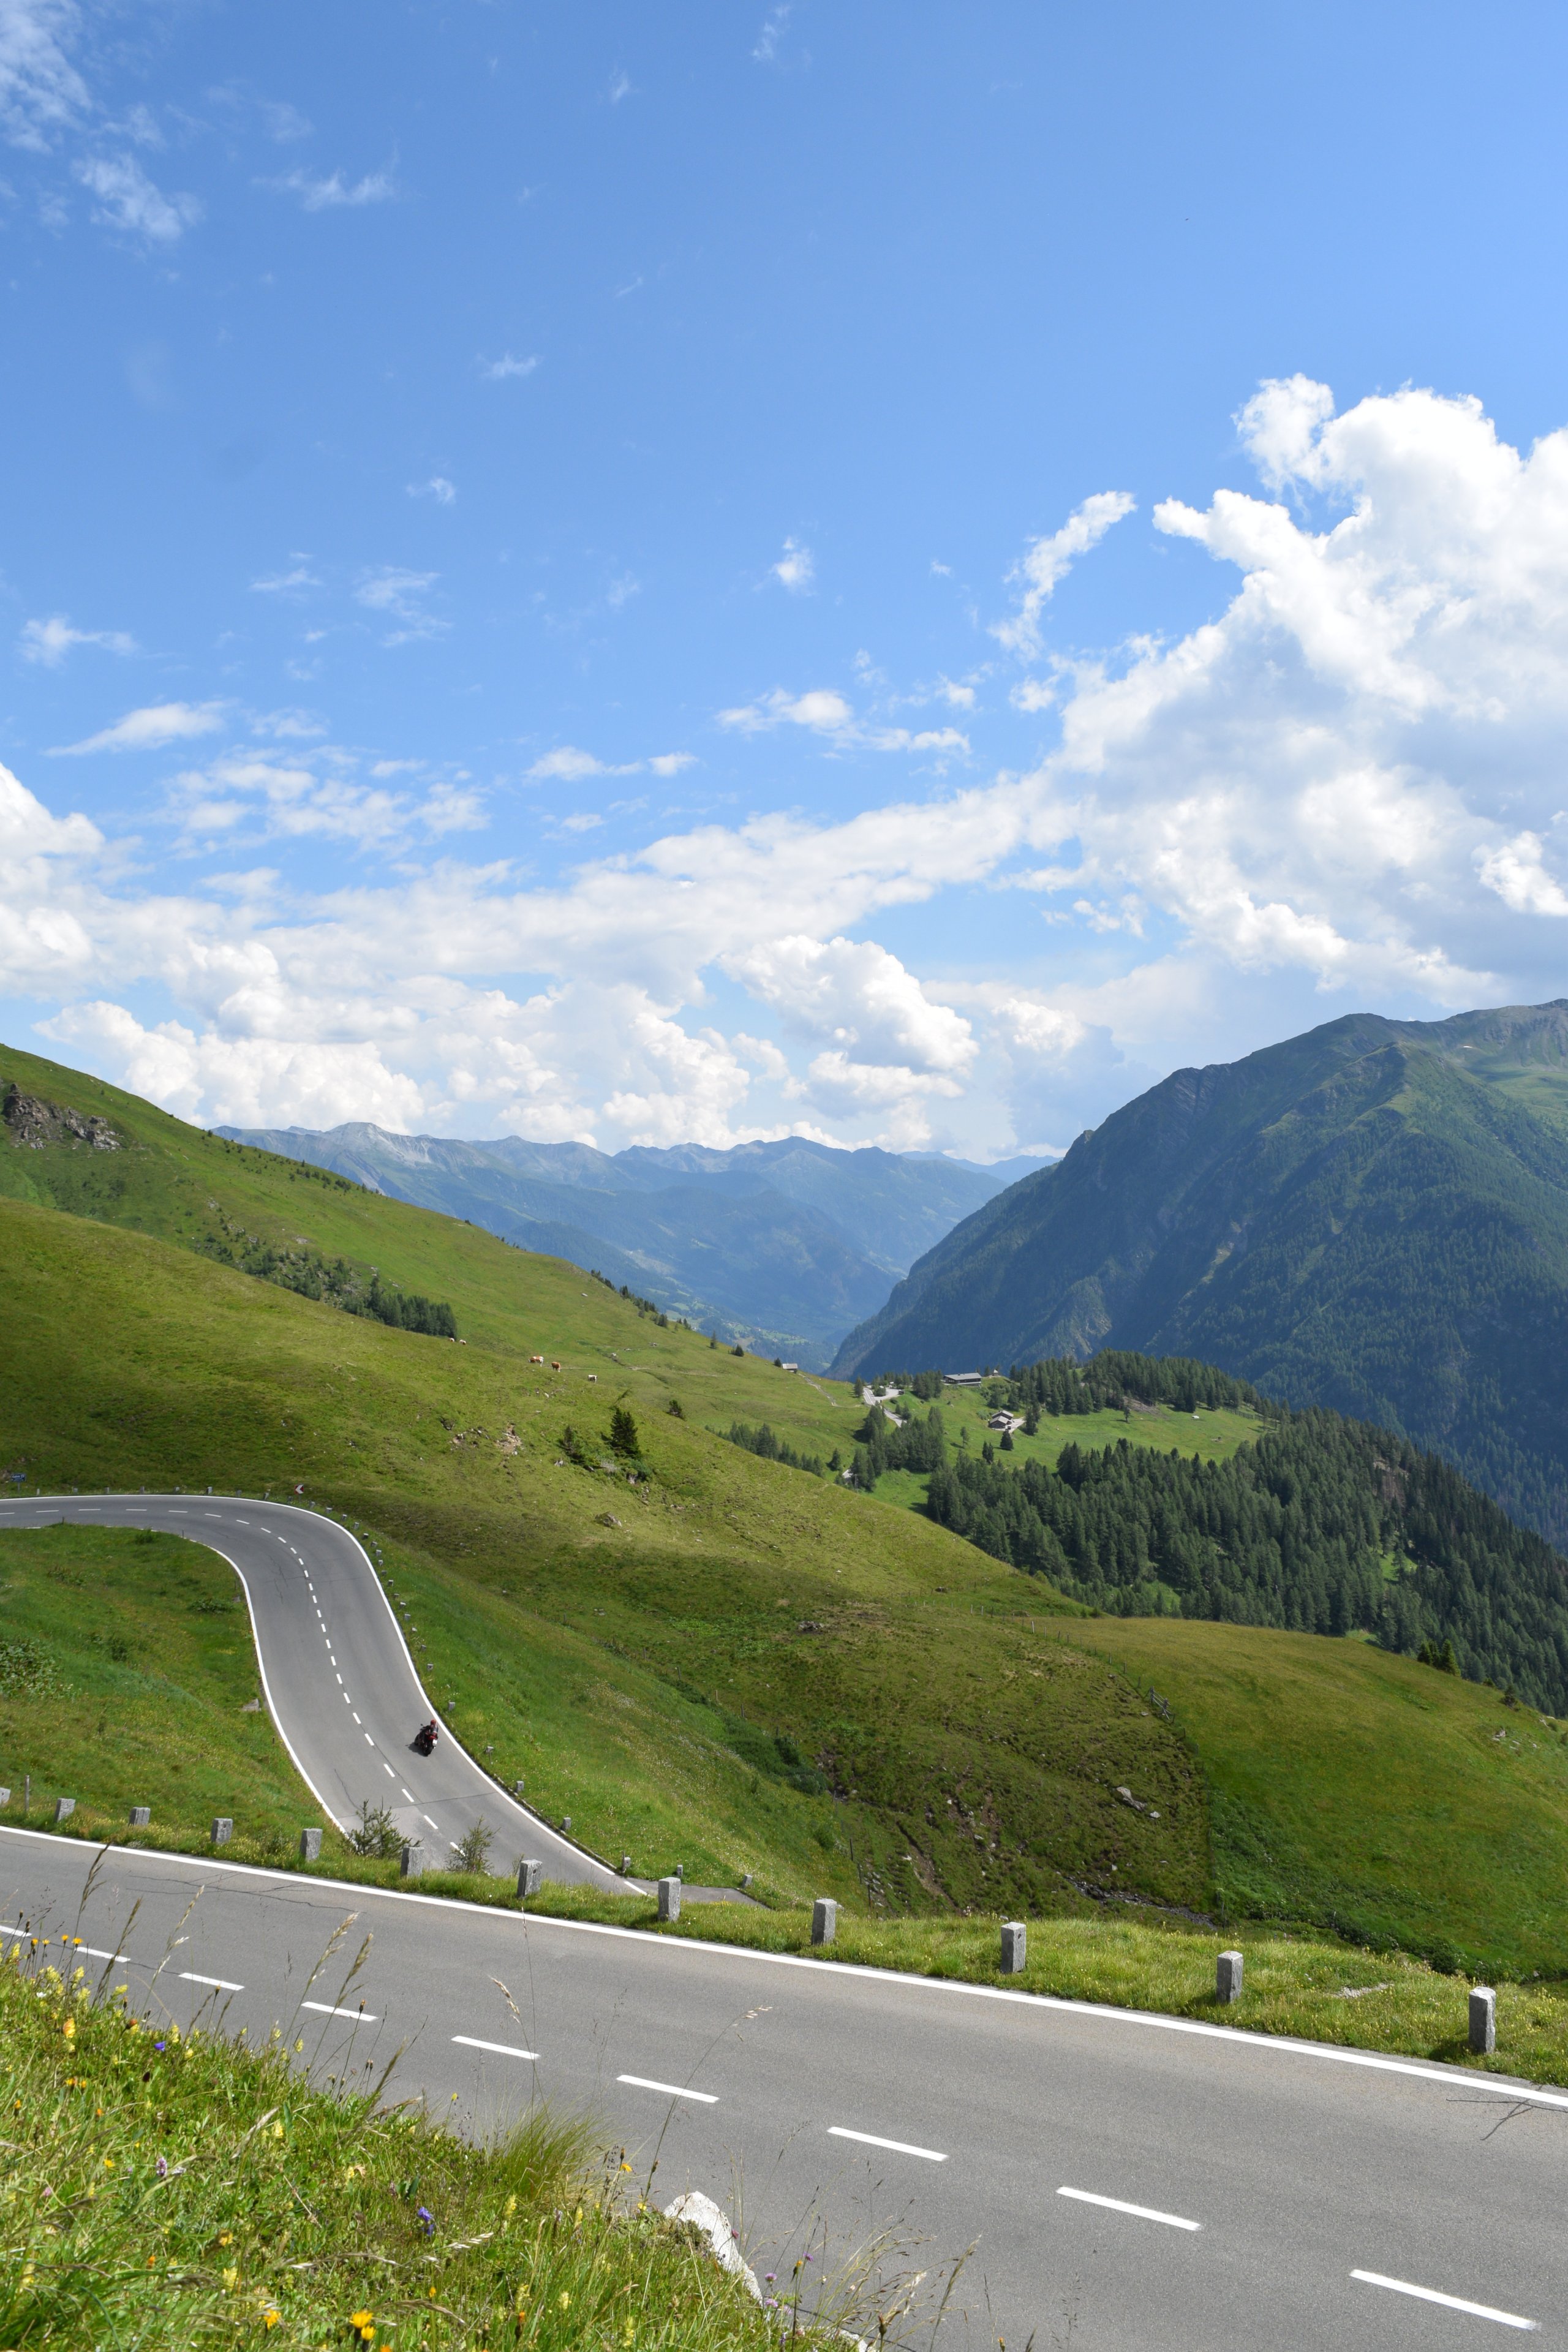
831 1000 1568 1546
216 1123 1031 1368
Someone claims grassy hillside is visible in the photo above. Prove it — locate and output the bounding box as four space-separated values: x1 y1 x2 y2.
1069 1615 1568 1973
7 1040 1568 1973
831 1000 1568 1548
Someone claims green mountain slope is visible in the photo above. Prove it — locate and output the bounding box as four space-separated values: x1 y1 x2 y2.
832 1000 1568 1545
8 1038 1568 1972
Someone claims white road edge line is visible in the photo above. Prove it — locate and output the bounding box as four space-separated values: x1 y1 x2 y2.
453 2034 538 2061
1058 2186 1200 2231
1351 2272 1537 2331
828 2126 946 2162
617 2073 718 2103
181 1970 244 1991
301 2000 379 2022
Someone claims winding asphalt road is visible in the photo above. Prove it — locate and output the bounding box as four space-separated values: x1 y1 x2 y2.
1 1491 1565 2348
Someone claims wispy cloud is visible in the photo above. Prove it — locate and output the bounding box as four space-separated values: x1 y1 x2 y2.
479 352 538 381
260 99 312 143
168 752 486 851
752 4 792 63
608 69 633 104
0 0 89 153
354 567 445 643
18 614 137 666
717 685 968 757
74 153 202 243
527 744 694 783
990 490 1136 658
407 475 456 505
251 559 321 594
771 537 814 594
269 164 397 211
50 700 225 755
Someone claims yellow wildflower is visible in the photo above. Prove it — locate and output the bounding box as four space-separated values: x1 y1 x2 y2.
264 2312 280 2329
272 2121 284 2139
222 2266 239 2291
61 2018 74 2040
349 2313 374 2332
558 2292 570 2311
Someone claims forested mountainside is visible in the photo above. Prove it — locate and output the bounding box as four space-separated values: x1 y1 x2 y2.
217 1121 1021 1368
847 1351 1568 1716
832 1001 1568 1546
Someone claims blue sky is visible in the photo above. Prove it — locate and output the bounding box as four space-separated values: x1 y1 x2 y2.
6 2 1568 1156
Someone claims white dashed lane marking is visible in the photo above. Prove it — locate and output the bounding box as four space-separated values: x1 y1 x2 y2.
1351 2274 1537 2331
301 2000 379 2022
828 2127 947 2162
1058 2187 1200 2231
617 2074 718 2104
454 2035 537 2062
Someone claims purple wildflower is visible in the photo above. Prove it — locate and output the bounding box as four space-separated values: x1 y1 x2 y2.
153 2041 166 2053
155 2155 168 2179
417 2205 435 2236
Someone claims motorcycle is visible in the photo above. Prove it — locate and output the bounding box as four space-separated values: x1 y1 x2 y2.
412 1721 438 1757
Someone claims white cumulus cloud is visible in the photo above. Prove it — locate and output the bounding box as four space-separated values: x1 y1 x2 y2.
771 537 814 593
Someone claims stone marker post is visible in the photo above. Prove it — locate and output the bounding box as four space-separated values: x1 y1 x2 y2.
299 1827 322 1861
401 1841 423 1879
0 1789 9 1810
561 1816 571 1834
1470 1985 1497 2055
812 1897 837 1946
675 1862 685 1882
658 1875 681 1922
128 1806 150 1828
1216 1949 1243 2003
211 1816 232 1845
620 1854 633 1877
55 1798 75 1824
518 1858 543 1898
1000 1921 1027 1973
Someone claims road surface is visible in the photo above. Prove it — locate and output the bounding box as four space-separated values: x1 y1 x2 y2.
0 1492 1563 2347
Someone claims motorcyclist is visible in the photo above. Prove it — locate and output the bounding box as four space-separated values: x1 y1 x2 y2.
413 1718 438 1755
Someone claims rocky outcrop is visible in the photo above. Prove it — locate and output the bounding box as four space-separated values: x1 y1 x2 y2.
2 1083 121 1152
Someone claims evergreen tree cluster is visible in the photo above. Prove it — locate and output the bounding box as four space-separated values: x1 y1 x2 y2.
921 1377 1568 1712
846 1402 948 1488
723 1422 827 1477
196 1226 456 1336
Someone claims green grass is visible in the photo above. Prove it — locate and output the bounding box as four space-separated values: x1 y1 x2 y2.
9 1041 1568 1985
1066 1615 1568 1975
0 1934 809 2350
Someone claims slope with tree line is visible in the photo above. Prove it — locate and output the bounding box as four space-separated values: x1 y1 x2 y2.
832 1000 1568 1548
884 1354 1568 1715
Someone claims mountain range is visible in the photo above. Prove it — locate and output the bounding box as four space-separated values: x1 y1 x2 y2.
215 1123 1036 1368
832 1000 1568 1547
